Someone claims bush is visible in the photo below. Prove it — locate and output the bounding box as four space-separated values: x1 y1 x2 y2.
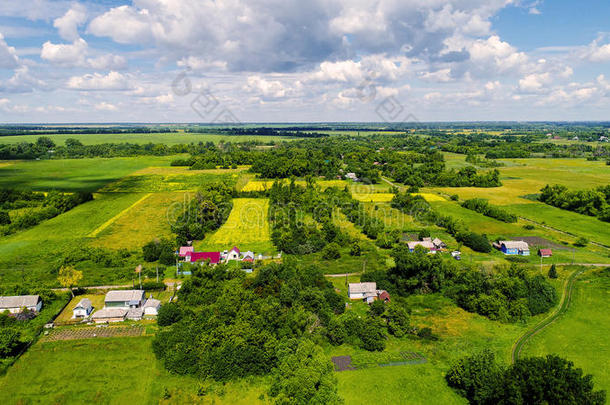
548 264 558 279
0 328 21 358
321 242 341 260
418 229 431 239
349 242 361 256
140 280 166 291
459 232 491 253
450 194 459 201
157 303 182 327
523 224 535 230
574 237 589 247
417 327 438 341
506 256 529 263
0 210 10 225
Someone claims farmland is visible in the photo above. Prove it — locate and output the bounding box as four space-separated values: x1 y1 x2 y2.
195 198 274 254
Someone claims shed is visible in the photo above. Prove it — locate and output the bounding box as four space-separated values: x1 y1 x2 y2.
538 248 552 258
143 298 161 316
0 295 42 314
499 241 530 256
91 308 127 323
73 298 93 318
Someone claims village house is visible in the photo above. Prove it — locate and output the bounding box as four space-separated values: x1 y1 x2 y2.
72 298 93 318
407 241 437 253
241 251 255 262
178 246 194 257
104 290 146 309
498 241 530 256
0 295 42 314
225 246 241 261
348 282 391 304
185 251 221 265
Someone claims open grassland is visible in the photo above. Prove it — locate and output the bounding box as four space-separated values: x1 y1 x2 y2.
99 170 238 192
0 337 267 405
522 269 610 392
0 156 179 192
91 192 186 249
352 193 394 202
0 132 297 146
196 198 274 254
0 192 145 285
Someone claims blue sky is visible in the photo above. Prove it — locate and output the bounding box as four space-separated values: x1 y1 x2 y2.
1 0 610 123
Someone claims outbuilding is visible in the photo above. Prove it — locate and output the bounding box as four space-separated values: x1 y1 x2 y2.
91 308 127 323
143 298 161 316
499 241 530 256
104 290 146 309
538 249 552 258
72 298 93 318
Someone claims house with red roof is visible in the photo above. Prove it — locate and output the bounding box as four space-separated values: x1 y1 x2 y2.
538 249 552 258
225 246 241 261
178 246 194 257
185 251 221 264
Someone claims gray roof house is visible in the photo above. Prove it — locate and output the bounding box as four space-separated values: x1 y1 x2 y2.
0 295 42 314
72 298 93 318
91 308 127 323
104 290 146 309
348 282 377 300
143 298 161 316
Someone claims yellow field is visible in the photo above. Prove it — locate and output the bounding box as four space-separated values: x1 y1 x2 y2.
352 193 394 202
242 179 347 192
196 198 274 253
91 192 185 249
413 193 446 202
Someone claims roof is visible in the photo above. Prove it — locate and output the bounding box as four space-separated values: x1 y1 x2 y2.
539 249 553 256
0 295 40 309
348 282 377 295
91 308 127 319
186 252 221 264
378 291 391 301
143 298 161 309
178 246 194 257
432 238 444 246
74 298 92 310
500 241 529 250
242 251 254 257
407 241 436 250
229 246 240 254
105 290 145 303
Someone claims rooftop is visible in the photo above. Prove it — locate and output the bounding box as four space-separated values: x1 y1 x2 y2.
105 290 145 303
0 295 40 309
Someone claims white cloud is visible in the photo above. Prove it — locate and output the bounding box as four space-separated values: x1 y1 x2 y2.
587 42 610 62
519 72 551 93
54 4 87 41
245 76 287 99
0 33 19 69
95 102 118 111
419 68 452 83
41 38 126 69
0 66 47 93
87 5 155 44
41 38 87 66
67 71 132 91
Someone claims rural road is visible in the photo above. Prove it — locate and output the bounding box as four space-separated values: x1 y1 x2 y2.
52 281 181 292
325 272 362 278
511 267 585 363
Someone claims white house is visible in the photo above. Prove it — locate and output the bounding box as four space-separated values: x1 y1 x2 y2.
143 298 161 316
72 298 93 318
104 290 146 309
0 295 42 314
348 282 377 302
345 172 359 181
226 246 241 261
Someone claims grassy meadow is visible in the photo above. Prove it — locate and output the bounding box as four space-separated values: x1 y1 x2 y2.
522 269 610 392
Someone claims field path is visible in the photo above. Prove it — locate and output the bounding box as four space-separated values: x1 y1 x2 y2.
87 193 152 237
511 267 585 363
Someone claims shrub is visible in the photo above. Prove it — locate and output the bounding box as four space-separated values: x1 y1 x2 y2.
574 237 589 247
523 224 535 230
418 229 431 239
0 328 21 358
548 264 558 279
157 303 182 327
349 242 361 256
321 243 341 260
459 232 491 253
450 194 459 201
0 210 10 225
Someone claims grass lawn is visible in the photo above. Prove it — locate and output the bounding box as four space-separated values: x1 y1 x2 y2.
522 269 610 393
241 179 348 192
0 156 179 192
54 294 106 324
98 170 237 193
195 198 274 254
0 337 267 404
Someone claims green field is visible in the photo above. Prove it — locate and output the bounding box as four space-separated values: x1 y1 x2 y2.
0 337 266 404
0 132 296 146
0 156 179 192
522 269 610 392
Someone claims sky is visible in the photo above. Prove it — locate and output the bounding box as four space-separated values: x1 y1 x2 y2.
1 0 610 123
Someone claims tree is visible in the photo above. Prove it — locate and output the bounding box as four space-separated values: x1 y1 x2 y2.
269 339 342 405
157 303 182 326
57 265 83 297
36 136 55 149
418 229 431 239
0 328 21 358
0 210 10 225
574 237 589 247
548 264 558 279
445 350 504 404
349 242 361 256
321 242 341 260
369 300 386 317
